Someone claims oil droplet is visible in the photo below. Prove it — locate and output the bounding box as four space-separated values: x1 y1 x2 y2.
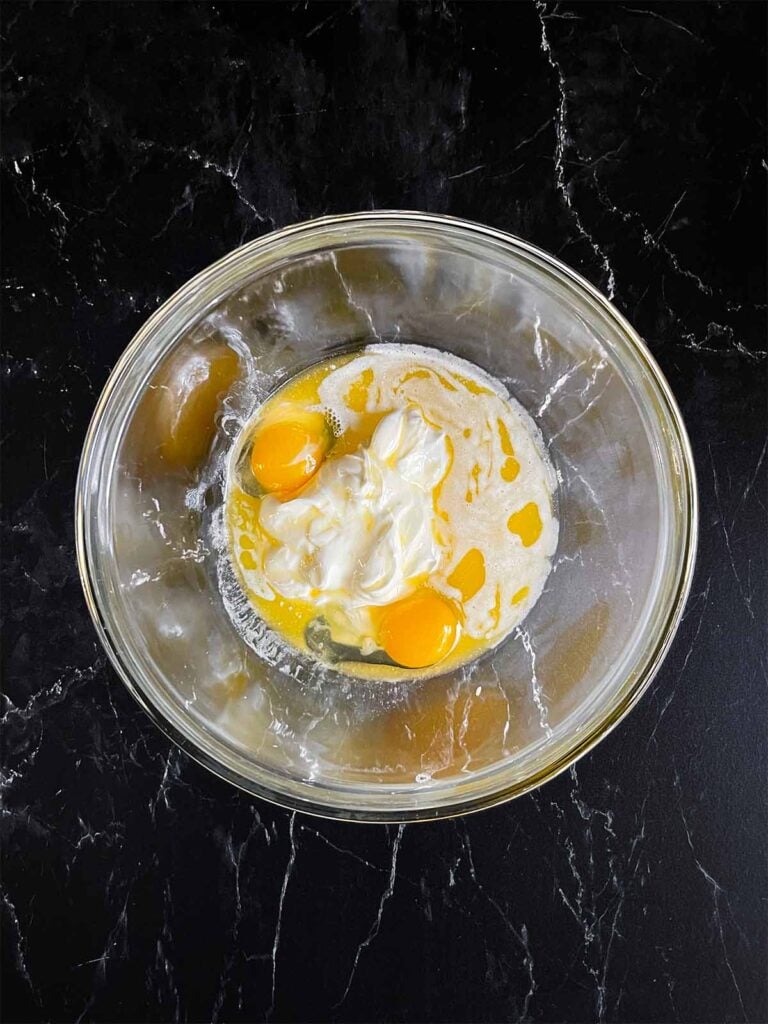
448 548 486 602
511 586 530 605
463 427 472 438
498 418 520 482
345 368 374 412
239 534 255 549
507 502 542 547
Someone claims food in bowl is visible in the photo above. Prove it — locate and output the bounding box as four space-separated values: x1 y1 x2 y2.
222 344 558 678
76 213 696 820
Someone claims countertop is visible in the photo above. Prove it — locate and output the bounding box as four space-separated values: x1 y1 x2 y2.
2 3 766 1022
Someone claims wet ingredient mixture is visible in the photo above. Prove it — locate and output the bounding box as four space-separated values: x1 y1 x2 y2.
225 344 558 678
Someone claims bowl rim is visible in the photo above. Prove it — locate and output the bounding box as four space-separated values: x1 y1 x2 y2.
75 210 699 823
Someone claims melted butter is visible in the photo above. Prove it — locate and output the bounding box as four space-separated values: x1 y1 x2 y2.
434 371 458 392
401 369 431 383
507 502 543 547
452 372 493 396
466 462 482 503
511 585 530 605
488 584 502 631
332 409 388 457
447 548 486 602
345 367 374 412
498 419 520 482
239 550 258 571
502 458 520 482
398 367 458 393
433 435 454 525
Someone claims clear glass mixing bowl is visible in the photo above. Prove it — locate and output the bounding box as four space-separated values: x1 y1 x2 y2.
75 212 697 821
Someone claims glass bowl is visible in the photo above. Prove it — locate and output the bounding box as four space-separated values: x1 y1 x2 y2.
75 212 697 821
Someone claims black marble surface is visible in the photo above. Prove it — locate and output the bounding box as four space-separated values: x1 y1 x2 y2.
2 3 766 1022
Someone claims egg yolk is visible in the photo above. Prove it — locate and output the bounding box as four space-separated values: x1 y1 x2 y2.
378 590 459 668
249 412 330 494
507 502 543 547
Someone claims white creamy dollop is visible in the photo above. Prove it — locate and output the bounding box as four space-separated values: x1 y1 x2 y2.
258 406 449 609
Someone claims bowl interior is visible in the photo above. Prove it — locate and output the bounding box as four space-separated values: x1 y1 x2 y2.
78 215 693 819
